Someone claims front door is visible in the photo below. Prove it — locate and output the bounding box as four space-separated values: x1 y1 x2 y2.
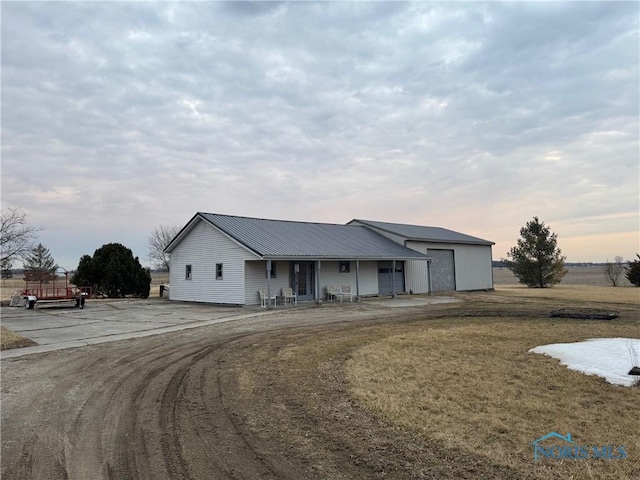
378 261 405 295
292 262 314 301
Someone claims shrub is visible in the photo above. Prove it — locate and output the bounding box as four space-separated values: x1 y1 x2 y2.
72 243 151 298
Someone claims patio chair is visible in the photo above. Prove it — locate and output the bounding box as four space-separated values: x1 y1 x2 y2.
326 285 339 302
259 290 277 308
340 285 353 302
281 287 297 305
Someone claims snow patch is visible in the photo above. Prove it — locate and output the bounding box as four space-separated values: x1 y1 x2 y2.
529 338 640 387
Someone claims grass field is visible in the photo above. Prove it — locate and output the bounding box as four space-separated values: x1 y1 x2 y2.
494 265 635 287
249 287 639 479
345 320 639 479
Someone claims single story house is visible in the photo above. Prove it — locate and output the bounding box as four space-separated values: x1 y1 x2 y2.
164 212 494 306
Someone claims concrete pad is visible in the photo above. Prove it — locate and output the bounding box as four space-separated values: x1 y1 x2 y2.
1 300 271 359
363 295 459 308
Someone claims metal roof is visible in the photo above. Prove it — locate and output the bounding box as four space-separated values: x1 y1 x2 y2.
350 219 494 246
169 213 430 260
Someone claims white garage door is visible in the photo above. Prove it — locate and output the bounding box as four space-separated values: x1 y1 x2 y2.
428 249 455 292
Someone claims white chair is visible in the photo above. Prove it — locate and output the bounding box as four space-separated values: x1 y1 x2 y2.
281 287 297 305
326 285 338 302
259 290 277 307
339 285 353 302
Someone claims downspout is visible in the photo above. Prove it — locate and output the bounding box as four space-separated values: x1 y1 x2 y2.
392 259 397 298
316 260 321 304
355 260 360 301
266 259 272 308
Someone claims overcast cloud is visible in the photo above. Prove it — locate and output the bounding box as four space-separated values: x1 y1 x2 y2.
2 1 638 268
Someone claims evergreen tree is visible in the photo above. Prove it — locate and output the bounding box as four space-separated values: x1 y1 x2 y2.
625 254 640 287
72 243 151 298
23 242 57 273
503 217 567 288
1 257 13 279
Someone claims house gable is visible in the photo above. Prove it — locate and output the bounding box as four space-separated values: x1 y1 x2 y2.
167 218 258 304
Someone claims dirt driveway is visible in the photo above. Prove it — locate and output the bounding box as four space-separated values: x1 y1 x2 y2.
2 296 469 480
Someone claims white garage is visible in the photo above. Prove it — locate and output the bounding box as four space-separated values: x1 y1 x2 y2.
348 219 494 292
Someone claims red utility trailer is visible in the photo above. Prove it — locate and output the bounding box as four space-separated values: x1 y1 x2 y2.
18 269 92 309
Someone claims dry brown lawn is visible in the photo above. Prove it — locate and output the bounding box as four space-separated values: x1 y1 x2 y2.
245 291 636 479
493 283 639 305
0 325 37 350
340 289 640 479
346 323 639 479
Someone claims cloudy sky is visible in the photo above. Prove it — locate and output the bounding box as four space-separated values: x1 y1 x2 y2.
2 1 638 269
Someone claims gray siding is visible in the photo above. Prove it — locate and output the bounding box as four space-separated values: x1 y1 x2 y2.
169 219 257 304
317 260 379 297
405 241 493 292
245 261 290 305
451 244 493 291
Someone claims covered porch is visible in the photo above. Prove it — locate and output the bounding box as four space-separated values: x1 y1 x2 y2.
249 257 431 308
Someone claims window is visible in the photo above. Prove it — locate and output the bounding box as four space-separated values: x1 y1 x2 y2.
339 261 350 273
216 263 223 280
185 264 192 280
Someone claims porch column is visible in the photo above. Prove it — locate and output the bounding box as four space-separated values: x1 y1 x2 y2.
266 260 273 307
355 260 360 301
392 260 397 298
316 260 321 303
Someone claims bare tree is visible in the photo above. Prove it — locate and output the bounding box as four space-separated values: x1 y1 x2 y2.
602 256 625 286
148 225 180 272
1 207 41 264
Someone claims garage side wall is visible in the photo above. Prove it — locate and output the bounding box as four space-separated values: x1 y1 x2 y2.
404 242 433 294
452 244 493 291
405 241 493 292
169 220 256 304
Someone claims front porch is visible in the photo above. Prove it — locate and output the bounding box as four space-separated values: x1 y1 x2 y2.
246 258 429 307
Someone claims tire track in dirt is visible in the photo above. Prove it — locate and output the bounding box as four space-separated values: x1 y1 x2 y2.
158 344 219 480
2 322 316 480
1 303 485 480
